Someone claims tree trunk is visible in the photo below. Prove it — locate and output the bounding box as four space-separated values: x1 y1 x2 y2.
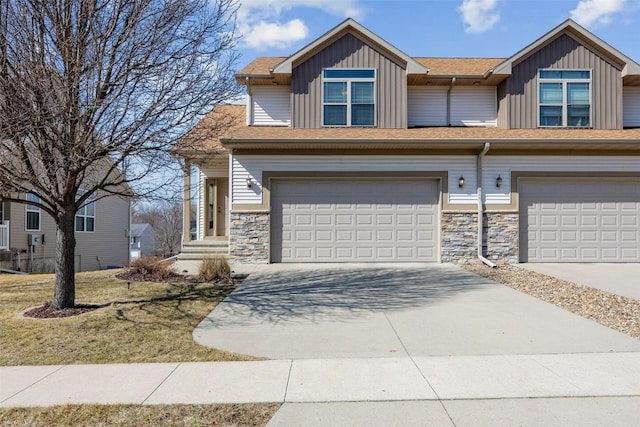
52 206 76 309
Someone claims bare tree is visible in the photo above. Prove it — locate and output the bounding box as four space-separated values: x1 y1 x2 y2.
0 0 240 309
133 201 183 258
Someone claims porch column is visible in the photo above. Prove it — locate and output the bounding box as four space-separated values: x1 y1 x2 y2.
183 161 192 243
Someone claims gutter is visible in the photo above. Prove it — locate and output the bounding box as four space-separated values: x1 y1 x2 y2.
477 142 497 268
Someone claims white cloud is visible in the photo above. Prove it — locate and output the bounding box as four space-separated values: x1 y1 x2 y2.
243 19 309 49
238 0 363 50
457 0 500 33
570 0 627 27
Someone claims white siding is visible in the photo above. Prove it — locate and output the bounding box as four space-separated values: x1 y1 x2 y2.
251 86 291 126
623 86 640 127
231 155 477 205
450 86 497 127
483 156 640 204
408 86 447 126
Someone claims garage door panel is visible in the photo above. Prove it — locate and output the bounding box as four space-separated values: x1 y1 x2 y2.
520 181 640 262
271 180 438 262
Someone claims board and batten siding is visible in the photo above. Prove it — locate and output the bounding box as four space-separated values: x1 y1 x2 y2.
483 155 640 204
623 86 640 127
250 86 291 126
506 34 623 129
408 86 447 126
231 155 477 205
291 32 407 129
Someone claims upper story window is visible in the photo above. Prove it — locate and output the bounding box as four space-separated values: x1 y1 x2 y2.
25 193 41 231
75 191 96 232
322 69 376 127
539 69 591 127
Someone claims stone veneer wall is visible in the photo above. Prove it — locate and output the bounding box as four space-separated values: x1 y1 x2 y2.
229 212 270 263
441 212 477 263
441 212 519 264
485 212 519 263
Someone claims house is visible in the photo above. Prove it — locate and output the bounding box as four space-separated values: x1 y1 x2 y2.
175 18 640 265
130 223 157 260
0 193 131 272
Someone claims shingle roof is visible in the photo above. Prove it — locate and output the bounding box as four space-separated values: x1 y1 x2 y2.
414 58 505 76
221 125 640 143
175 104 245 154
237 57 286 76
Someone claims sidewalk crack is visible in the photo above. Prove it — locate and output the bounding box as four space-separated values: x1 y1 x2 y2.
141 363 181 405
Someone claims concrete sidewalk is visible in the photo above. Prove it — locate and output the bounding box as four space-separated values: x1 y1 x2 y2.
2 352 640 407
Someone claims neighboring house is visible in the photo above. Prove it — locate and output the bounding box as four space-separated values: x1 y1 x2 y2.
175 18 640 264
0 193 131 272
130 223 157 260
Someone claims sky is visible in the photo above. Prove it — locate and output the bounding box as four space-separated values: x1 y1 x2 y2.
234 0 640 67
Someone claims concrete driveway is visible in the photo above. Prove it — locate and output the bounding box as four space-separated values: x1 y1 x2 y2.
520 263 640 300
194 263 640 359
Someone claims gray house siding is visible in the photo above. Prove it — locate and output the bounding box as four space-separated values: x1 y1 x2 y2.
506 34 623 129
497 80 509 128
291 32 407 129
3 192 130 272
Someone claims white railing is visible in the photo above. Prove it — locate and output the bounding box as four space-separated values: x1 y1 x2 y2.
0 221 9 251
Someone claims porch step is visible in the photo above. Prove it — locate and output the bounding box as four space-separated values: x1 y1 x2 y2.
177 239 229 261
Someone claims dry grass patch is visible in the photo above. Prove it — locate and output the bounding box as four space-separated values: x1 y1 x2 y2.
0 270 253 365
0 403 280 427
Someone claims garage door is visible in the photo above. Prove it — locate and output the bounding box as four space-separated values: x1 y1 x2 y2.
519 181 640 262
271 180 439 262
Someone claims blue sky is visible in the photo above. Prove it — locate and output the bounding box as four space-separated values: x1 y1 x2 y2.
235 0 640 66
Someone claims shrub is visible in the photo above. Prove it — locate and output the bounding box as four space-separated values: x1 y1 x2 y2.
199 255 231 282
128 256 176 280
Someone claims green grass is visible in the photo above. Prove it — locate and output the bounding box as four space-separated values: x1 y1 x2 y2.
0 270 253 365
0 403 281 427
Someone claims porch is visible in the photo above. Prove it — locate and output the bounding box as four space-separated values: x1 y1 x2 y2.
178 158 230 262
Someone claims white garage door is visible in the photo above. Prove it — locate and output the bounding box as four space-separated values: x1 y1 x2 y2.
519 181 640 262
271 180 439 262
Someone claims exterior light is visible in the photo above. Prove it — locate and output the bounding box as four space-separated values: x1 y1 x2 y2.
496 175 502 188
458 176 464 188
246 177 252 189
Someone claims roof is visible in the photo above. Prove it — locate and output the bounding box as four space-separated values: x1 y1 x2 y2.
272 18 428 75
237 57 286 77
414 58 505 76
131 223 152 237
175 104 245 156
219 126 640 154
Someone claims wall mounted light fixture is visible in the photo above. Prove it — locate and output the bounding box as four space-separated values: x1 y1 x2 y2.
246 177 252 189
458 176 465 188
496 175 503 188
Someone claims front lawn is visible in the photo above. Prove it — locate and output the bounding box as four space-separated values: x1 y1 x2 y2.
0 270 252 365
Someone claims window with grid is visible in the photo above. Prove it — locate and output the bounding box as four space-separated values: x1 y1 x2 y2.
539 70 591 127
25 193 40 231
323 69 375 127
76 191 96 232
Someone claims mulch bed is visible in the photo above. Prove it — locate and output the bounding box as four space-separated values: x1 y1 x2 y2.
22 272 247 319
23 303 102 319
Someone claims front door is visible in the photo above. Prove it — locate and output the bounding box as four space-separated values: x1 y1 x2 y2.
216 178 228 237
205 178 228 237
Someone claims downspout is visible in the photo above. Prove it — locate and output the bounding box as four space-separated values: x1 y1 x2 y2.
477 142 497 268
446 77 456 126
245 76 252 126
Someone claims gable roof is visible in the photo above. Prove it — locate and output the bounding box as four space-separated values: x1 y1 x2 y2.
272 18 428 75
131 223 153 237
174 104 244 157
493 19 640 77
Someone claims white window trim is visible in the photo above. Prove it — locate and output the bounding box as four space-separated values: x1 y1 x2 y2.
75 191 96 233
538 69 592 128
322 68 377 127
25 193 41 232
